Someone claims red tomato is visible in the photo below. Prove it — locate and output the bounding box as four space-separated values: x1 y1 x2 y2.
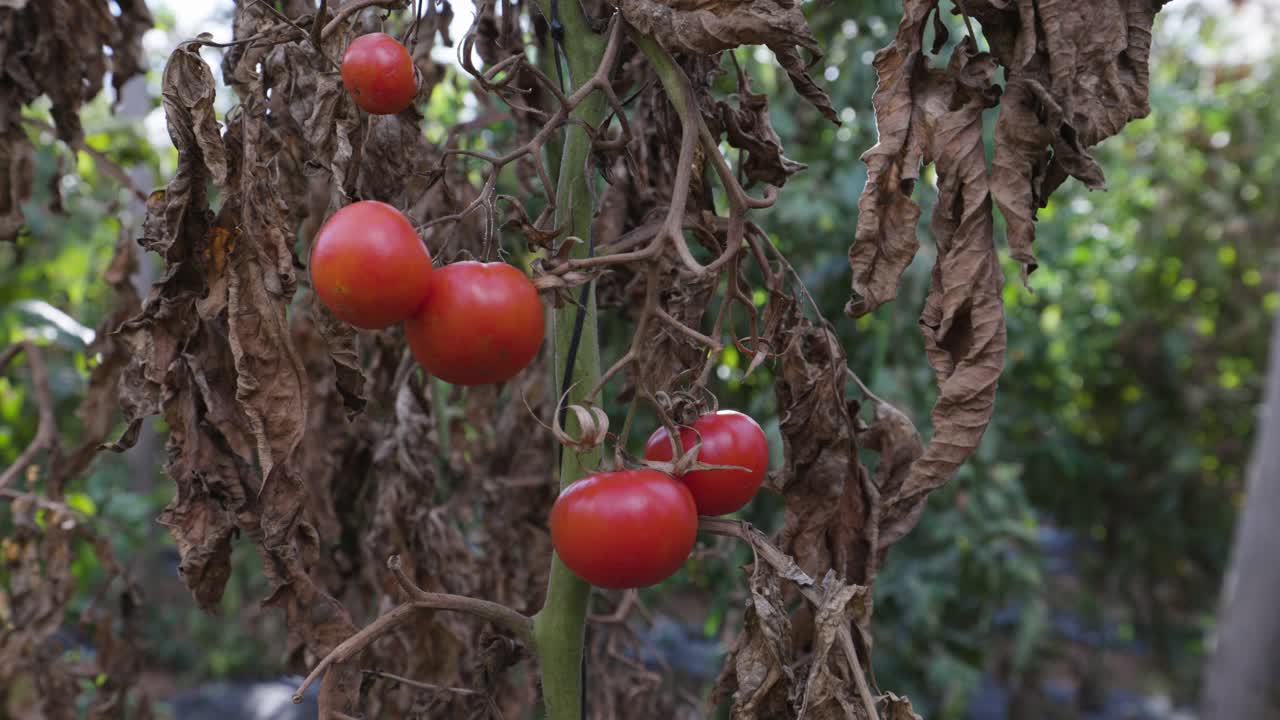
340 32 417 115
643 410 769 516
550 469 698 589
405 261 544 385
310 201 433 329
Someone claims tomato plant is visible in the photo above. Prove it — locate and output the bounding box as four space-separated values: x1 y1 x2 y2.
549 469 698 589
643 410 769 516
309 200 434 329
405 261 544 385
340 32 417 115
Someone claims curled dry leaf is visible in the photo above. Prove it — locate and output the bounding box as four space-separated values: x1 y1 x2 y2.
108 28 363 712
968 0 1168 275
795 575 869 719
617 0 837 121
0 0 151 241
57 230 143 484
620 249 717 401
711 63 807 187
845 0 937 318
854 397 926 556
768 292 867 583
885 692 924 720
848 18 1007 543
711 552 795 719
554 403 611 452
904 38 1006 540
0 0 152 142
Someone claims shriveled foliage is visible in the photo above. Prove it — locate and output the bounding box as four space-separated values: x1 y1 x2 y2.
0 0 152 241
2 0 1170 717
847 0 1165 546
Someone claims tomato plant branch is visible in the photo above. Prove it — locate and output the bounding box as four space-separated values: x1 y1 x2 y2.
528 4 613 720
0 342 57 490
320 0 408 38
420 18 626 244
293 556 534 704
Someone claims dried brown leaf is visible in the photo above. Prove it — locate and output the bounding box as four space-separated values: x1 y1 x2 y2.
796 575 867 719
715 66 807 186
968 0 1167 275
845 0 935 318
0 0 152 141
848 32 1007 547
619 0 837 120
768 293 864 581
711 557 795 719
885 692 923 720
888 40 1006 544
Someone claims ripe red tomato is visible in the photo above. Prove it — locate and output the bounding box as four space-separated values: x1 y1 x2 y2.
310 201 433 329
340 32 417 115
643 410 769 516
405 261 544 385
550 469 698 589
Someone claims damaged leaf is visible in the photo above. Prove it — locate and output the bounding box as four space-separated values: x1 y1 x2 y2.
795 574 868 719
849 25 1007 546
712 553 795 719
969 0 1167 275
713 63 807 187
617 0 838 120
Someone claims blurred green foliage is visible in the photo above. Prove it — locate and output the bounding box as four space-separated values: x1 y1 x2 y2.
1 1 1276 716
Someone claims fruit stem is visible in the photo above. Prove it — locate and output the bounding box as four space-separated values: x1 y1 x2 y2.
530 3 607 719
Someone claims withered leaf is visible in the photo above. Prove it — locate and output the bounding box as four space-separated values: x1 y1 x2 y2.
226 104 309 483
715 65 807 187
968 0 1167 275
618 0 837 120
848 31 1007 547
895 40 1006 540
162 40 228 190
854 398 926 557
885 692 924 720
0 0 152 142
768 293 863 582
845 0 935 318
310 294 367 418
712 556 795 719
796 574 867 719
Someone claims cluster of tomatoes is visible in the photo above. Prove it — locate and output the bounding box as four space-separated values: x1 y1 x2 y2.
325 32 770 591
310 200 545 385
553 410 770 589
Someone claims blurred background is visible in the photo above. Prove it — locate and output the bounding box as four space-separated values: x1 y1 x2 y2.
2 0 1278 718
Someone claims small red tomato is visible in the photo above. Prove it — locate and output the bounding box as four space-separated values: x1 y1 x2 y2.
643 410 769 516
310 201 433 329
340 32 417 115
550 469 698 589
405 261 544 385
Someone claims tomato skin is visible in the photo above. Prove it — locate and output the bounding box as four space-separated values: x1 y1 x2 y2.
340 33 417 115
550 470 698 589
310 201 433 329
405 261 544 385
643 410 769 516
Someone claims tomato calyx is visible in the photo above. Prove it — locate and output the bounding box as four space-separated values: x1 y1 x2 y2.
657 387 718 419
637 456 753 478
551 401 610 453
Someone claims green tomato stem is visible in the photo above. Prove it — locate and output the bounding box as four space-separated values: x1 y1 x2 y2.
530 3 608 719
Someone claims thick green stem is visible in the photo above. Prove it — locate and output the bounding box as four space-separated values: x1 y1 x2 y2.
530 4 608 720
